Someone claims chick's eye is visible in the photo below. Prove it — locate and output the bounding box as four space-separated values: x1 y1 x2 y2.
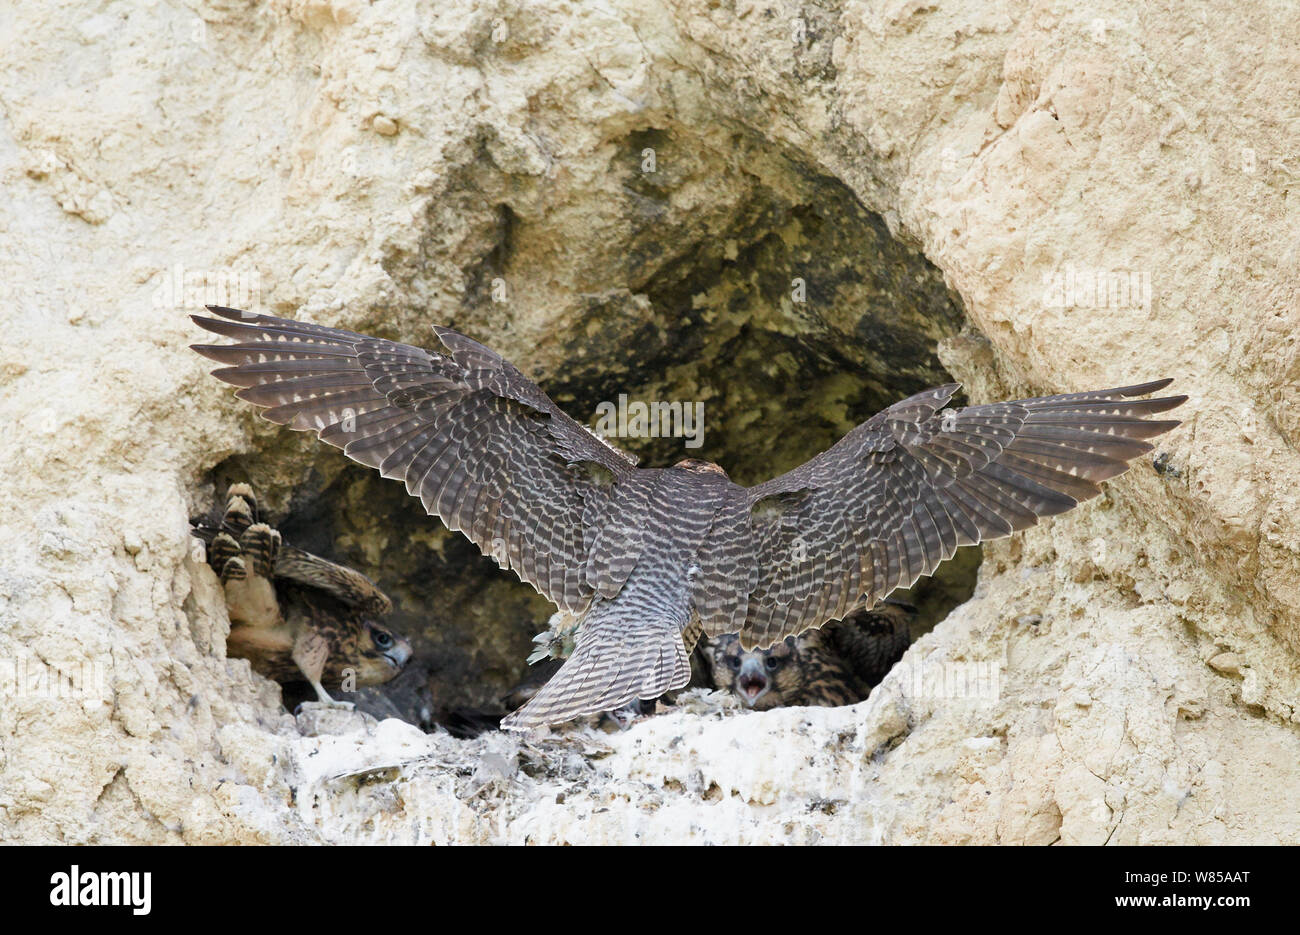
726 656 741 670
372 630 393 649
765 656 780 671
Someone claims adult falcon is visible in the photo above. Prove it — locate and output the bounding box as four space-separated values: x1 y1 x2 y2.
191 306 1185 730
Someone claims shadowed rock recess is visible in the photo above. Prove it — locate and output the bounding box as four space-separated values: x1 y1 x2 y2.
212 135 978 725
3 0 1299 844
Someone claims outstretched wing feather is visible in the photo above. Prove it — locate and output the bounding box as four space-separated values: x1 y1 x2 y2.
193 306 638 612
718 379 1185 647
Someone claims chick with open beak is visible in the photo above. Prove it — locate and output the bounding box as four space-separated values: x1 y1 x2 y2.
704 608 910 711
707 634 802 709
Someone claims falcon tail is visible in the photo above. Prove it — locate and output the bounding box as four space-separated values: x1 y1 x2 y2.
502 616 691 731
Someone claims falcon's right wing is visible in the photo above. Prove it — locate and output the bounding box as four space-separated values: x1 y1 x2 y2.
717 380 1185 649
191 307 638 614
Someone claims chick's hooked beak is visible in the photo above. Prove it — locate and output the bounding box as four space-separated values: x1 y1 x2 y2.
736 657 769 706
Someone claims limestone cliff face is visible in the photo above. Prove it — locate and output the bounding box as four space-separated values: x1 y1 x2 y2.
2 0 1297 844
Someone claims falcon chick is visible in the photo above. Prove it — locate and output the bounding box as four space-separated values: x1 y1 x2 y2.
191 306 1185 730
192 483 413 704
704 601 913 709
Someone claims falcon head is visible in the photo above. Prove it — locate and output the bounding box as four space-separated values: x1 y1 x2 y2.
353 620 413 685
707 633 806 710
673 458 730 479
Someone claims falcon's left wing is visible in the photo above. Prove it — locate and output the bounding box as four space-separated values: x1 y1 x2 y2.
191 307 638 614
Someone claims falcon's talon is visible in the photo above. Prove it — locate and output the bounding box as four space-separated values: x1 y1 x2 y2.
526 611 581 664
193 308 1185 730
525 644 555 666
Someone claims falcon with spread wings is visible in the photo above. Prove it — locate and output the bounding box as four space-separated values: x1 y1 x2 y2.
191 306 1184 730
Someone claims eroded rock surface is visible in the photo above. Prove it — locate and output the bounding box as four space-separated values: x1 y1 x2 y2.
1 0 1297 843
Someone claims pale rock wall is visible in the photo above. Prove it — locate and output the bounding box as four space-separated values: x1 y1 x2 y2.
0 0 1296 843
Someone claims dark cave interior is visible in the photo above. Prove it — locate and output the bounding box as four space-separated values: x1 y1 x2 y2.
203 132 984 731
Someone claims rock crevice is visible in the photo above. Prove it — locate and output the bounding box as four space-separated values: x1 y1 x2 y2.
1 0 1297 844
